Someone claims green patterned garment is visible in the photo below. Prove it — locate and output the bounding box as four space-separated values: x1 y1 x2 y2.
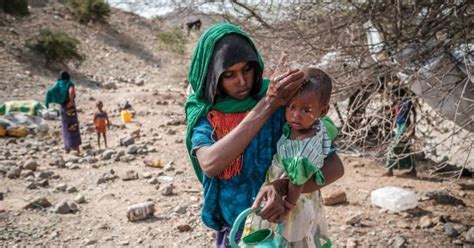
276 121 330 185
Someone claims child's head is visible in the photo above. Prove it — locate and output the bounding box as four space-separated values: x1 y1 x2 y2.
97 101 103 110
285 68 332 130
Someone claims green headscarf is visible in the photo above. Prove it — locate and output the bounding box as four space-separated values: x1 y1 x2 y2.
185 23 266 184
45 79 73 108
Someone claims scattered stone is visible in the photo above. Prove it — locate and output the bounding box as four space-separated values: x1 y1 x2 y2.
167 129 176 135
176 223 192 232
458 191 467 198
127 145 139 155
86 156 98 164
396 221 410 229
161 184 174 196
444 223 459 237
24 197 52 209
20 170 34 178
420 216 434 228
37 179 49 187
26 181 38 189
164 161 175 171
174 205 187 215
74 194 86 204
54 200 72 214
122 170 139 181
50 157 65 168
157 176 174 183
82 238 97 246
465 227 474 243
345 213 363 226
424 190 465 206
120 155 135 162
0 192 3 201
148 178 159 185
68 164 80 170
142 172 152 179
55 183 67 192
67 186 78 193
102 82 117 90
389 236 406 248
452 239 463 245
120 136 135 146
97 177 106 185
65 155 81 163
101 150 116 160
166 119 185 126
346 238 358 248
82 143 93 150
23 160 38 171
68 202 78 212
37 171 54 179
323 190 347 206
6 168 21 179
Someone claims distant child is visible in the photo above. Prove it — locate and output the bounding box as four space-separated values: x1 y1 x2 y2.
277 67 333 216
93 101 110 149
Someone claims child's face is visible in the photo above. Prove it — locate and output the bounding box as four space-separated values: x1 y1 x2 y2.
97 103 103 109
285 91 328 130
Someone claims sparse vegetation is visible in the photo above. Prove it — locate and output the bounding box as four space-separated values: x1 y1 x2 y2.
27 30 84 64
2 0 29 16
157 29 185 55
67 0 111 24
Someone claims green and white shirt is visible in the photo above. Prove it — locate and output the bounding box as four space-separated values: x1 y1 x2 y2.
276 121 331 185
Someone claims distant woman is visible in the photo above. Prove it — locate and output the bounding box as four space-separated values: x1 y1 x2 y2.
45 71 81 153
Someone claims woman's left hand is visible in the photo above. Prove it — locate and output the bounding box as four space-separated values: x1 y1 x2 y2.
252 178 289 223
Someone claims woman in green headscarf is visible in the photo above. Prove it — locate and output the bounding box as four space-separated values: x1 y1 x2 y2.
45 71 81 153
185 23 344 247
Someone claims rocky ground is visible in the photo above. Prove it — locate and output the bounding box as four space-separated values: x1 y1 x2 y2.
1 3 473 247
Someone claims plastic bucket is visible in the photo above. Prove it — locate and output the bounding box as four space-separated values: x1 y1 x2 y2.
121 110 132 123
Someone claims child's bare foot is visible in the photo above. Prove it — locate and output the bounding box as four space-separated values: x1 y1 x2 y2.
382 168 394 177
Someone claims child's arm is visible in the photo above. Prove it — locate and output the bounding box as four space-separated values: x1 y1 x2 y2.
286 183 303 205
93 112 97 122
106 112 111 128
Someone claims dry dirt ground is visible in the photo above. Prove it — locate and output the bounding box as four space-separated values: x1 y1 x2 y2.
1 4 473 247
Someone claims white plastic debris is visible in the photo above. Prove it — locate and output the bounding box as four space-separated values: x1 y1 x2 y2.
371 186 417 212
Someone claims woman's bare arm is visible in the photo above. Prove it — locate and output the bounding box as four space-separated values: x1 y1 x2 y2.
195 70 304 177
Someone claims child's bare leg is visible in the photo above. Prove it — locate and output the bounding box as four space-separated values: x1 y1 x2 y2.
97 132 101 149
103 133 108 149
382 167 394 177
284 183 303 216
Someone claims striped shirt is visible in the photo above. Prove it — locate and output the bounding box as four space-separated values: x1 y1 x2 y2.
276 121 331 184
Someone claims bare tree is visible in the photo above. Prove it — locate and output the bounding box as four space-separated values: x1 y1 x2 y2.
219 1 473 176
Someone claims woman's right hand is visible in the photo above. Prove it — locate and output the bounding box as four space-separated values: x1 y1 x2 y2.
266 69 305 108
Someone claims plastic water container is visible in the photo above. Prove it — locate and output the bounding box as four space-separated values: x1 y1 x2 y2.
370 186 417 212
121 110 132 123
127 201 155 221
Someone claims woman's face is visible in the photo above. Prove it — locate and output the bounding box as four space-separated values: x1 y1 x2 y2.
220 62 255 100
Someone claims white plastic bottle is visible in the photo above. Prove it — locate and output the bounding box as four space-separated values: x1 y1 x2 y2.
127 201 155 221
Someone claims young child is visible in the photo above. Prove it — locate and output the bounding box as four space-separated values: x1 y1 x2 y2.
243 68 334 246
93 101 110 149
277 67 333 216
